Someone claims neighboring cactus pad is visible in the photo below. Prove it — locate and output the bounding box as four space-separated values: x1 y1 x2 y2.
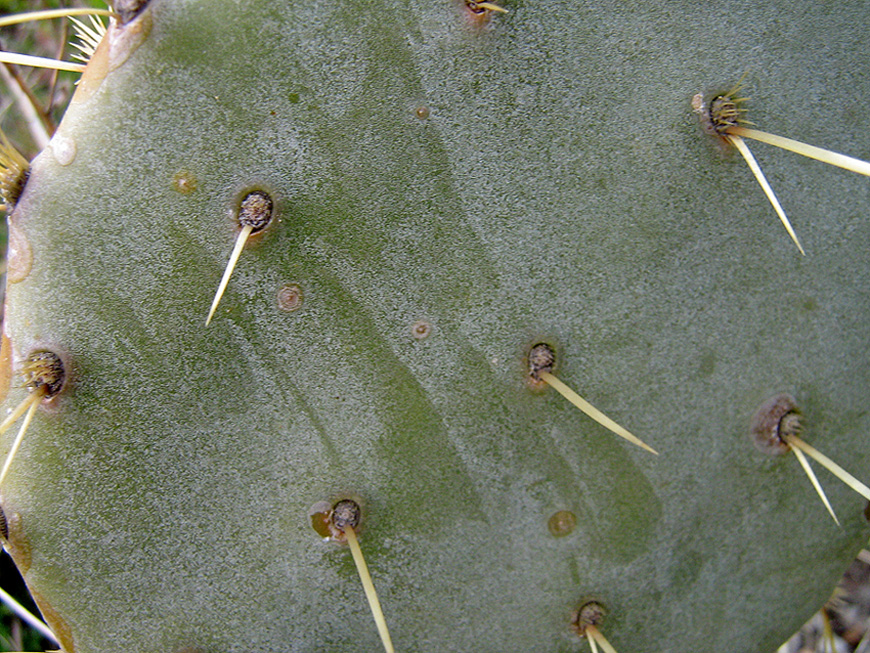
2 1 870 651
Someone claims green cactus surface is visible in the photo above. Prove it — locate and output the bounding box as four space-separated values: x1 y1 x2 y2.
1 1 870 651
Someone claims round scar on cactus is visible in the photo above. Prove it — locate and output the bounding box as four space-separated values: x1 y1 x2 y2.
0 350 66 486
547 509 577 537
172 170 198 194
329 499 394 653
527 343 657 455
205 189 275 325
411 320 432 340
276 283 304 312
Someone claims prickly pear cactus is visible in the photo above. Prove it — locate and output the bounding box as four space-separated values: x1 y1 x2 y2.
2 1 870 651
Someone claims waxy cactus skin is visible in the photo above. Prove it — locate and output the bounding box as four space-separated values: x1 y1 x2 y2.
2 1 869 651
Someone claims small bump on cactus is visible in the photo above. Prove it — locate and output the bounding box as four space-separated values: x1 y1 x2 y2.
205 188 275 325
693 80 870 255
572 601 619 653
